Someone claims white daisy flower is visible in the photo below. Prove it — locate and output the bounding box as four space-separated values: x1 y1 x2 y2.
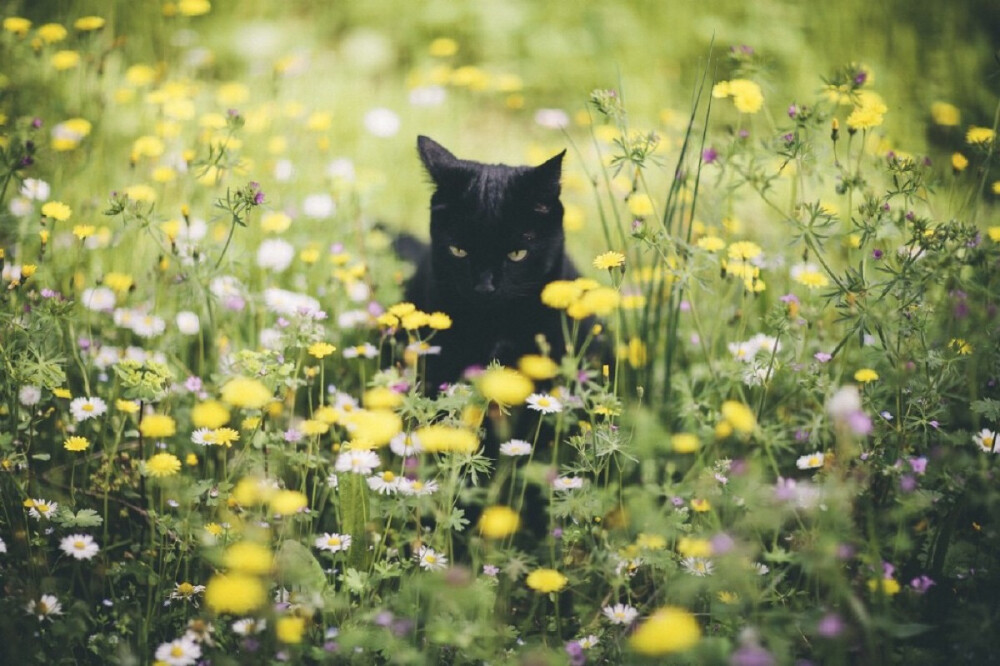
409 85 446 107
154 635 202 666
167 582 206 605
389 432 422 457
602 603 639 625
499 439 532 456
681 556 714 577
398 478 438 496
534 108 570 129
263 288 322 318
334 449 381 475
92 345 122 370
751 562 770 575
131 313 167 338
796 451 825 470
28 498 58 520
314 532 352 553
26 594 62 621
326 472 339 489
302 193 336 219
363 107 401 138
405 341 441 356
256 238 295 272
231 617 267 636
69 396 108 422
973 428 997 453
552 476 583 491
59 533 100 560
80 286 116 312
367 470 401 495
526 393 563 414
415 545 447 571
0 536 6 553
326 158 356 182
191 428 212 446
578 635 599 649
20 178 50 201
175 311 200 335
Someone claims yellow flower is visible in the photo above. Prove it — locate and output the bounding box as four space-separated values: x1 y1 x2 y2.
21 264 37 278
124 184 156 202
191 400 230 428
593 251 626 270
987 226 1000 243
51 50 81 71
308 342 336 358
428 37 459 57
728 79 764 114
794 269 830 289
209 427 240 447
388 302 416 317
41 201 72 221
177 0 212 17
854 368 879 383
721 400 756 434
125 64 157 86
427 311 453 330
690 498 711 512
3 17 32 36
636 533 667 550
414 424 479 454
116 399 140 414
344 409 403 448
53 388 72 399
261 211 292 233
966 126 995 145
867 577 901 596
993 181 1000 196
525 568 568 593
205 574 266 614
478 506 521 539
185 453 198 466
696 236 725 252
140 414 176 439
72 225 96 240
73 16 106 31
627 193 654 217
224 541 273 575
104 272 133 293
677 537 713 558
270 490 308 515
221 377 273 409
951 152 969 172
540 280 582 309
930 101 961 127
478 367 533 405
64 436 90 452
629 606 700 655
362 387 403 410
37 23 68 43
400 311 430 330
518 355 559 381
671 433 699 453
145 452 181 478
575 287 620 317
727 240 762 261
276 616 306 644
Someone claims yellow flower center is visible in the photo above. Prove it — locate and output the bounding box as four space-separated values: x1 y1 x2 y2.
177 582 194 596
382 472 395 482
327 537 341 547
82 403 94 412
171 646 184 657
74 540 86 549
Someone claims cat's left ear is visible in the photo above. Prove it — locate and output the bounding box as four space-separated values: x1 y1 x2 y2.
529 149 566 198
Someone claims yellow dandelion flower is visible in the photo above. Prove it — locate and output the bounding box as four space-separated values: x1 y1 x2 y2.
478 505 521 539
427 311 452 330
987 226 1000 242
728 79 764 114
362 387 403 410
541 280 583 309
140 414 176 439
428 37 458 57
73 16 105 31
3 17 32 36
116 399 140 414
205 574 266 614
690 498 711 512
50 50 80 71
518 355 559 381
41 201 72 221
794 269 830 289
627 193 655 217
593 251 626 270
629 606 701 655
276 616 306 644
221 377 273 410
177 0 212 17
64 436 90 452
854 368 879 383
145 452 181 477
478 366 534 405
344 409 403 448
867 577 901 596
269 489 308 515
677 537 713 558
525 568 568 593
413 424 479 454
308 342 336 358
671 433 699 453
223 541 274 576
727 240 762 261
721 400 756 434
260 211 291 233
930 101 961 127
72 225 96 240
37 23 67 43
966 126 995 145
192 400 230 428
696 235 725 252
951 152 969 172
636 533 667 550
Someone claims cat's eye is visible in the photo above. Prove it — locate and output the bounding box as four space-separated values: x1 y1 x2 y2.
507 249 528 262
448 245 468 258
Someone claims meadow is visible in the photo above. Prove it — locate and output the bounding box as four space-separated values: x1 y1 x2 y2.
1 1 999 664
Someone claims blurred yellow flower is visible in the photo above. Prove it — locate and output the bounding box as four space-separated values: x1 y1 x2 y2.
192 400 230 428
177 0 212 17
630 606 701 655
116 399 140 414
690 498 711 512
221 377 272 409
697 236 725 252
966 126 995 145
140 414 177 439
41 201 72 221
930 101 961 127
276 616 306 644
73 16 106 31
428 37 458 57
362 387 403 410
270 489 308 515
72 225 96 240
677 537 713 558
308 342 336 358
261 211 292 233
427 311 452 330
125 64 157 86
867 577 901 596
627 193 654 217
525 568 568 593
721 400 755 433
951 152 968 172
224 541 273 574
205 574 265 614
518 354 559 381
344 409 403 448
727 241 762 261
3 17 32 36
414 424 478 454
37 23 67 43
671 433 699 453
479 505 521 538
988 226 1000 242
714 79 764 114
478 366 533 405
51 50 80 71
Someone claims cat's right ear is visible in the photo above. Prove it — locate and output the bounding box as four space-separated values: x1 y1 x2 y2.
417 136 459 183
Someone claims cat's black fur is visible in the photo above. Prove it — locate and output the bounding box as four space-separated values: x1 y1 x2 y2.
399 136 585 391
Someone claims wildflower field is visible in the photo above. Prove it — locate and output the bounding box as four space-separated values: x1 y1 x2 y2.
2 1 1000 664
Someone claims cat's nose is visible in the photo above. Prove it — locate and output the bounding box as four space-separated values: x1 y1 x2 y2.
474 271 496 294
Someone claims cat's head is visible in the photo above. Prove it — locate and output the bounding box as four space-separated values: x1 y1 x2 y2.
417 135 567 307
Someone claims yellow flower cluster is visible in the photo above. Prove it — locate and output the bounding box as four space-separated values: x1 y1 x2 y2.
343 409 403 448
413 424 479 454
846 91 888 131
379 302 452 331
541 279 620 319
716 400 756 438
712 79 764 114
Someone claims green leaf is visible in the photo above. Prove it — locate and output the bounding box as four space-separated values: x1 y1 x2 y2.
71 509 104 528
275 540 327 591
31 453 51 461
342 567 368 595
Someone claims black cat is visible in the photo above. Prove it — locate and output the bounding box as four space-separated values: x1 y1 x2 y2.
397 135 585 391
